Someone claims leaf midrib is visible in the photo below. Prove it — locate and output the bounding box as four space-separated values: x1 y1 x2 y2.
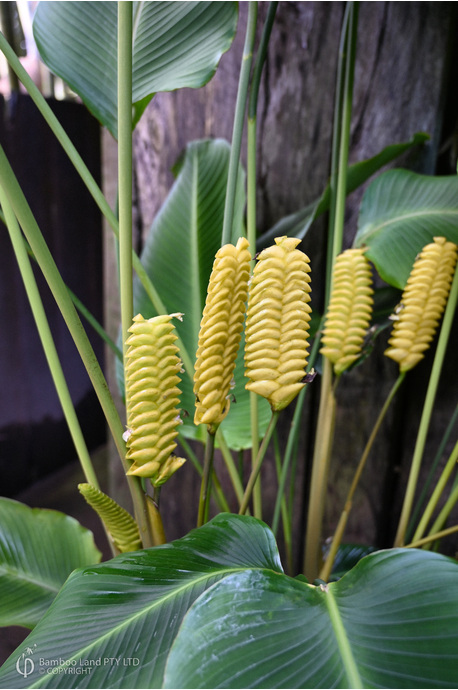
0 563 60 595
321 585 363 689
361 207 458 243
28 564 261 689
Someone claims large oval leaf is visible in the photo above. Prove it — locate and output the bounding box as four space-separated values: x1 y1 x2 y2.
127 138 271 450
354 169 458 289
0 499 101 629
0 514 282 689
33 2 238 138
166 547 458 689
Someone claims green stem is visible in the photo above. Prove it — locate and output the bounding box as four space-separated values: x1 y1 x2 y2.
303 359 336 581
273 431 292 573
0 187 99 488
118 1 134 360
216 427 246 506
325 2 358 302
0 142 150 547
412 439 458 544
221 1 258 246
320 372 405 582
239 411 280 515
272 322 322 537
405 524 458 549
197 430 216 527
426 479 458 547
394 261 458 547
247 1 278 120
406 403 458 540
178 434 230 513
0 31 195 383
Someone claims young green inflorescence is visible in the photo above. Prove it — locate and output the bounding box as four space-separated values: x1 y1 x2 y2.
385 236 458 372
320 247 374 375
78 483 141 553
194 237 251 433
244 236 312 411
124 313 186 486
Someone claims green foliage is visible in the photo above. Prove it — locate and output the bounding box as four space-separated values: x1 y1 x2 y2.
355 170 458 289
0 515 281 688
0 498 101 629
1 3 457 688
166 539 458 689
1 515 457 689
33 1 238 138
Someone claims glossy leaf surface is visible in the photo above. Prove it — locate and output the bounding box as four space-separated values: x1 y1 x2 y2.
166 548 458 689
355 169 458 289
125 138 271 449
33 2 238 138
0 514 282 688
0 498 101 629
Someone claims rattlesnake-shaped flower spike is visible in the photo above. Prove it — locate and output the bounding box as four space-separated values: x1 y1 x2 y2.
124 313 186 486
244 236 312 411
320 247 374 375
193 237 251 433
385 236 457 372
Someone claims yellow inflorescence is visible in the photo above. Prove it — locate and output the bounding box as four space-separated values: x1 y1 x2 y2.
78 483 142 553
385 236 457 372
245 236 312 411
320 248 374 376
194 237 251 432
124 313 186 485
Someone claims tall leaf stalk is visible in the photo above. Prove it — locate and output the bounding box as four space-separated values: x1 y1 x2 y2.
303 2 359 581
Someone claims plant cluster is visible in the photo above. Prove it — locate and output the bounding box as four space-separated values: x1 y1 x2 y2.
1 3 458 688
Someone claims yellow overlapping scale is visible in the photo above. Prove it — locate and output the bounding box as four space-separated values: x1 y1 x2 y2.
320 248 374 376
245 236 312 411
124 313 186 486
194 237 251 432
385 237 457 372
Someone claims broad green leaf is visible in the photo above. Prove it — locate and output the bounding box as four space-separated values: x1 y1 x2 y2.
166 547 458 689
33 2 238 138
0 498 101 629
257 132 429 249
355 169 458 289
0 514 282 689
126 138 270 450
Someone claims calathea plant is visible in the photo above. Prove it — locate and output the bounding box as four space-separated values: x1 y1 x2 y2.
1 2 458 688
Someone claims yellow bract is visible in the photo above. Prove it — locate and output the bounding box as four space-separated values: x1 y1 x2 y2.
385 237 457 372
245 236 312 411
321 248 374 375
124 313 186 485
194 237 251 432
